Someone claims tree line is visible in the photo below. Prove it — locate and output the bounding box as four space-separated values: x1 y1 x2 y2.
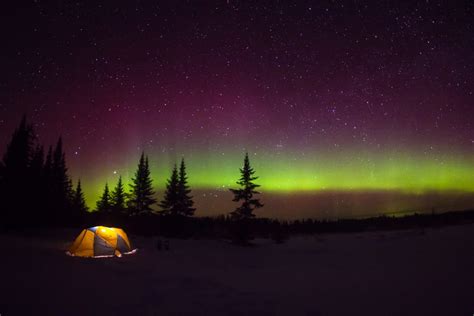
94 154 197 217
0 116 84 227
4 117 465 241
0 117 263 232
95 151 263 219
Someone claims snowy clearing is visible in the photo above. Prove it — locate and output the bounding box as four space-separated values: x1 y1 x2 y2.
1 224 473 315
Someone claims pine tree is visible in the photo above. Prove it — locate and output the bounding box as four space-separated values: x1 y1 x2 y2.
128 152 156 215
52 137 73 211
229 153 264 220
1 115 34 177
29 145 45 223
43 146 53 191
72 180 88 214
30 145 44 178
46 137 75 222
159 164 180 216
159 159 196 217
67 178 74 204
44 146 53 178
42 145 54 216
177 158 195 216
96 182 112 212
0 115 35 225
111 176 126 213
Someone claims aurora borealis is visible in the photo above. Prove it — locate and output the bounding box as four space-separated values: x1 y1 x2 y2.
1 1 473 218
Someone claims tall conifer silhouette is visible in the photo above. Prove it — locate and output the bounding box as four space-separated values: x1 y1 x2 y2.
72 180 88 214
229 153 263 220
0 115 35 225
128 152 156 215
159 164 179 216
111 176 126 213
96 183 111 212
159 159 195 217
52 137 72 213
177 158 195 216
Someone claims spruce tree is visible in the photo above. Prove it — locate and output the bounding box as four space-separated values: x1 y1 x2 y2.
42 146 54 216
29 145 45 222
30 145 44 178
111 176 126 213
0 115 35 225
229 153 264 220
1 115 34 177
177 158 195 216
44 146 53 178
96 182 112 212
159 164 180 216
159 159 195 217
72 180 88 214
128 152 156 215
52 137 73 212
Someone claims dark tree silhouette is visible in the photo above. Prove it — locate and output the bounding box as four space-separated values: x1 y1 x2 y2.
111 176 126 213
128 152 156 215
29 145 45 223
72 180 88 214
30 145 44 178
0 117 88 228
229 153 264 220
0 116 36 226
1 116 34 176
177 158 195 216
159 159 195 217
42 145 55 219
50 137 73 222
44 146 52 174
53 139 72 196
96 182 112 212
43 146 53 186
159 164 180 216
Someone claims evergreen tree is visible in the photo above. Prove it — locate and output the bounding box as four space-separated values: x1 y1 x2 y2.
128 152 156 215
52 137 72 209
30 145 44 178
0 115 35 225
0 117 76 227
159 164 180 216
229 153 264 220
96 182 112 212
44 146 53 180
72 180 88 214
42 145 54 216
177 158 195 216
159 159 196 217
111 176 126 213
29 145 45 223
50 137 76 221
67 177 74 204
1 115 34 177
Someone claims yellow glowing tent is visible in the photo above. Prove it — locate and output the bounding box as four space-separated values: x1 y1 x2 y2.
67 226 135 258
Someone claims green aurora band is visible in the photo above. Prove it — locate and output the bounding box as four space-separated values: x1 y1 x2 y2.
74 149 474 218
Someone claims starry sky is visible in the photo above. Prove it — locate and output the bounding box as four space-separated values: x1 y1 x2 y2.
1 1 474 219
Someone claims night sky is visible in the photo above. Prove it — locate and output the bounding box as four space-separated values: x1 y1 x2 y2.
1 1 474 219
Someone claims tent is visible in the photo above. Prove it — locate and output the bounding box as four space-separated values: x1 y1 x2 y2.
67 226 135 258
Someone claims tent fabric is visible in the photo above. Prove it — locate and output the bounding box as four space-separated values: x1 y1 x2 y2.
114 228 131 249
67 226 134 258
116 234 129 253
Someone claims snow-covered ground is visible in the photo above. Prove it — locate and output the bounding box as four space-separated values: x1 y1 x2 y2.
1 224 473 315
